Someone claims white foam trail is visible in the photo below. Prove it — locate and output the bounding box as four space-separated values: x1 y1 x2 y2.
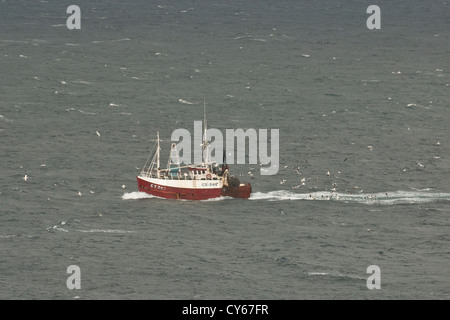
77 109 96 115
250 190 450 205
122 192 229 201
76 229 134 234
307 272 330 276
122 192 156 200
48 226 69 232
407 103 430 109
0 40 30 43
200 196 231 202
72 80 90 84
122 190 450 205
92 38 131 44
250 38 267 42
178 99 195 105
0 235 18 239
65 108 97 115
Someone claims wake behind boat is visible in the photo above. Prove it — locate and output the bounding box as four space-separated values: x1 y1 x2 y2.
136 110 251 200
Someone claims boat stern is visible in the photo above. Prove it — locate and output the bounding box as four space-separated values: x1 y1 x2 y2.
221 182 252 199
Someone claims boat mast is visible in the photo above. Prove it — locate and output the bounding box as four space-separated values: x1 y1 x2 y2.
156 131 161 178
202 99 210 165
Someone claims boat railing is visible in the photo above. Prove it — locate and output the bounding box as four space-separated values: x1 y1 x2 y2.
140 165 221 181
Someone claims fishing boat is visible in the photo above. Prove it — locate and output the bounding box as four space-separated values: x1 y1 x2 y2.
136 111 252 200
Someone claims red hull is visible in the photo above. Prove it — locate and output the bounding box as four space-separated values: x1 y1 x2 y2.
137 176 222 200
136 176 251 200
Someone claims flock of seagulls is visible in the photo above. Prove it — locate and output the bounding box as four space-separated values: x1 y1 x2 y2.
277 165 340 190
16 137 443 205
269 144 442 193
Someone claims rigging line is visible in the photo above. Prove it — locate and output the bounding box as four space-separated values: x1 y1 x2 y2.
141 140 157 175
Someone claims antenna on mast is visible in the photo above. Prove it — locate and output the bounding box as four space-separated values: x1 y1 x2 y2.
203 98 207 133
156 131 161 178
202 99 209 164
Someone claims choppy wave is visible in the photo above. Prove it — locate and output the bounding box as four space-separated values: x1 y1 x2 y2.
0 114 13 122
250 190 450 205
178 99 195 105
47 225 69 232
65 108 97 115
307 270 366 280
0 234 18 239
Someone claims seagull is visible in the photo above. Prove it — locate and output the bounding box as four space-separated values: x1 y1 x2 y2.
77 191 82 197
121 184 126 189
367 146 374 151
436 141 440 146
280 179 287 184
23 175 28 182
326 171 330 176
96 131 101 137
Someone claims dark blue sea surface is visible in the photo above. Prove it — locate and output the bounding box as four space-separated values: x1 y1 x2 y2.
0 0 449 299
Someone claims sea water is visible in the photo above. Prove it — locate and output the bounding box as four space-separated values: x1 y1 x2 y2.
0 0 449 299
